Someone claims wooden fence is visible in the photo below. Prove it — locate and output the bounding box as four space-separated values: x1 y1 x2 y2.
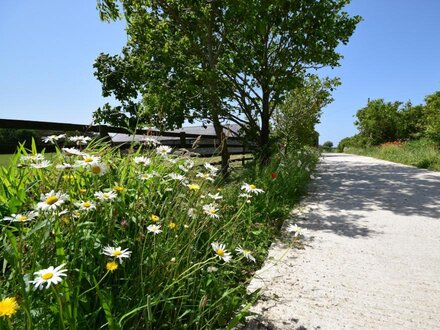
0 119 253 163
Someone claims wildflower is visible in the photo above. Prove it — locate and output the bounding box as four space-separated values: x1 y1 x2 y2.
76 154 101 167
187 208 197 219
156 145 172 156
139 173 154 181
113 185 125 192
103 246 132 263
170 257 176 263
106 261 118 272
167 173 185 181
168 222 177 229
30 264 67 289
36 190 68 211
3 211 38 222
286 224 308 237
56 163 74 170
149 214 160 222
63 174 75 181
0 297 19 318
144 137 160 146
62 147 85 156
206 266 218 273
204 163 218 174
271 172 277 180
187 183 200 191
184 159 194 169
241 183 264 195
147 224 162 234
30 160 52 169
134 156 151 166
211 242 232 262
166 158 178 164
90 162 108 176
42 134 65 144
79 188 87 193
75 201 96 211
179 165 189 172
68 135 91 145
203 203 219 219
196 172 215 182
20 154 45 164
207 192 222 200
94 191 117 201
235 246 256 262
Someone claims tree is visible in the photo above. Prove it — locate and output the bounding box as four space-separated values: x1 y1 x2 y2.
424 91 440 142
95 0 361 164
274 75 339 151
322 141 334 151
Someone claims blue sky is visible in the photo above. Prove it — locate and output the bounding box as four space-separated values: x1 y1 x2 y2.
1 1 440 144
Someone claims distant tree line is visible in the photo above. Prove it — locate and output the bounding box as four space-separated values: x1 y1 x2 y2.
339 91 440 151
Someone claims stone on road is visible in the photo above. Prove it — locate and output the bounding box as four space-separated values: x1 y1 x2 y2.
245 153 440 330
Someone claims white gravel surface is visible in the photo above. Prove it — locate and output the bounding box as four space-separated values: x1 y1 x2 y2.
244 153 440 330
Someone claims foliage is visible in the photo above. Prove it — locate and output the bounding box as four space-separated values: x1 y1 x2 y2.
424 91 440 142
94 0 361 162
0 129 37 145
0 138 318 329
344 138 440 171
274 75 339 151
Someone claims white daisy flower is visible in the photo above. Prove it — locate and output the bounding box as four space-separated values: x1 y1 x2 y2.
143 137 160 146
3 211 38 222
62 147 85 156
207 192 222 200
203 203 219 219
204 163 218 174
178 165 189 172
36 191 68 211
68 135 91 145
89 162 108 176
156 145 172 156
94 191 117 201
187 208 197 219
75 201 96 211
241 183 264 195
235 246 256 262
30 160 52 169
20 154 45 164
75 154 101 167
139 173 154 181
211 242 232 262
30 264 67 290
56 163 74 170
184 159 194 169
167 173 186 181
134 156 151 166
103 246 132 263
286 224 308 237
147 224 162 235
196 172 215 182
206 266 218 273
42 134 65 144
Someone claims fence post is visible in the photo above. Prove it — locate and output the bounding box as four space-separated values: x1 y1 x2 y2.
99 125 111 143
180 132 186 148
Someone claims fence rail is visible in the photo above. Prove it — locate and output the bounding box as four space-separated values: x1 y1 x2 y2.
0 119 252 160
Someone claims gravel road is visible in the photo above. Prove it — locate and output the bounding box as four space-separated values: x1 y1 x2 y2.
245 153 440 330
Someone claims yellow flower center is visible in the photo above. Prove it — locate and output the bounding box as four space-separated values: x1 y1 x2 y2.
63 174 74 180
113 186 124 192
18 215 28 221
84 157 93 163
45 196 59 205
249 184 256 190
112 250 122 256
209 209 216 214
216 249 225 257
83 202 91 208
168 223 176 229
188 184 200 191
150 215 159 222
106 261 118 272
103 193 110 198
42 272 54 280
79 188 87 193
91 166 101 174
0 297 19 318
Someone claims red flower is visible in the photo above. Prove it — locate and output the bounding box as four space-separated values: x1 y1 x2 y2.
271 172 277 180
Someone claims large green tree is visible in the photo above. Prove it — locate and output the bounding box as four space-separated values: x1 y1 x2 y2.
95 0 360 163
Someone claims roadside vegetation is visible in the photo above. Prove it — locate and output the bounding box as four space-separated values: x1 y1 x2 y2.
339 91 440 171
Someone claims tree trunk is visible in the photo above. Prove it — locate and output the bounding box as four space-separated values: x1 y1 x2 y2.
212 116 230 178
260 88 271 165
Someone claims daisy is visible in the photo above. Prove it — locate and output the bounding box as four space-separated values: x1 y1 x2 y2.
68 135 91 145
75 201 96 211
147 224 162 234
30 160 52 169
203 203 219 219
112 185 125 192
139 173 154 181
149 214 160 222
168 222 177 229
286 224 307 237
178 165 189 172
42 134 65 144
196 172 215 182
156 145 172 156
30 264 67 290
134 156 151 166
94 191 117 201
103 246 132 263
90 162 108 176
3 211 38 222
167 173 185 181
206 266 218 273
75 154 101 167
36 191 68 211
241 183 264 195
211 242 232 262
143 137 160 147
62 147 85 156
106 261 118 272
204 163 218 174
235 246 256 262
0 297 19 318
187 208 197 219
187 183 200 191
56 163 74 170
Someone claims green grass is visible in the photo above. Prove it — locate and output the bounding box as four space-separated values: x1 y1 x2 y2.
0 154 13 167
0 140 317 329
345 139 440 171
